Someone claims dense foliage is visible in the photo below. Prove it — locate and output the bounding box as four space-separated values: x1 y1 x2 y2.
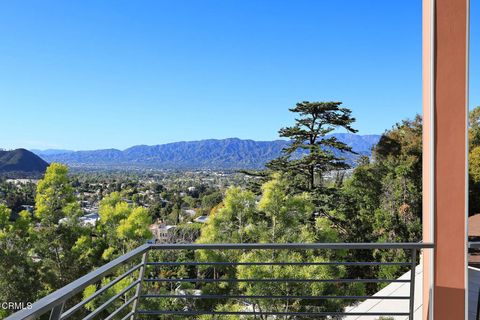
0 164 153 318
193 175 361 317
470 107 480 216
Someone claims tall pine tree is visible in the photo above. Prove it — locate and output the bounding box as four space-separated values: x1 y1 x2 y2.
267 101 357 192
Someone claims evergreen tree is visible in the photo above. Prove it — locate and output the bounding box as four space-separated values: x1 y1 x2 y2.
267 101 357 192
0 206 40 318
469 106 480 215
33 163 90 293
335 117 423 286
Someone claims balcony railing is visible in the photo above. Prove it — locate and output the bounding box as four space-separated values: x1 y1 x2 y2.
6 242 434 320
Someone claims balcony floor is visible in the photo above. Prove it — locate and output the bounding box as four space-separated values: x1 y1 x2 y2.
344 263 423 320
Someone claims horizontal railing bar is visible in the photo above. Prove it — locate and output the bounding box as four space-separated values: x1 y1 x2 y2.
136 310 411 316
83 279 140 320
141 294 410 300
469 242 480 248
103 295 137 320
143 278 410 283
146 261 412 266
61 262 143 319
5 243 150 320
150 242 434 250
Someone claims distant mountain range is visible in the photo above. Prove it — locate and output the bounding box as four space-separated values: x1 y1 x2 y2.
32 134 381 170
0 149 49 175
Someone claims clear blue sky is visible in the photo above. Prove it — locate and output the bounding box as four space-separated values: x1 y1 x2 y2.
0 0 477 150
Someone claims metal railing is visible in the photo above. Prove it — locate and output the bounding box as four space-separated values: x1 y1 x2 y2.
6 242 434 320
468 242 480 319
469 242 480 249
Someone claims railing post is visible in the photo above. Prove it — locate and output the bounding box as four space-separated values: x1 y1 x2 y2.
409 248 417 320
130 249 148 320
49 302 65 320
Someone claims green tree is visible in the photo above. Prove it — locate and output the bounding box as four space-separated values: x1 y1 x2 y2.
197 187 257 245
33 163 90 293
334 117 423 287
201 191 223 214
469 106 480 150
235 175 355 318
0 206 40 318
469 107 480 215
470 147 480 183
256 176 315 243
267 101 357 191
96 191 153 258
194 175 361 317
372 116 422 244
336 160 382 242
35 163 81 224
81 192 153 316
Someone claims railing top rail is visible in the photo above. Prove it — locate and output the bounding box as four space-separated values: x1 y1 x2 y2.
5 243 150 320
150 242 434 250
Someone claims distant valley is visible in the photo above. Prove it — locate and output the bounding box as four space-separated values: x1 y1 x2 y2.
31 134 381 170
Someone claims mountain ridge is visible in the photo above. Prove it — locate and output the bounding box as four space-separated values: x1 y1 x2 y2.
32 134 381 170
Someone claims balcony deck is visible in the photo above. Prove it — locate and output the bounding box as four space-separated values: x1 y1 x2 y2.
344 263 424 320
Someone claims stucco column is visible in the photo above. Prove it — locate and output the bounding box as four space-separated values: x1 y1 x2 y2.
423 0 469 319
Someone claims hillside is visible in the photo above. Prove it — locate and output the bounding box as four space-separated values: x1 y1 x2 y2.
33 134 381 170
0 149 49 173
